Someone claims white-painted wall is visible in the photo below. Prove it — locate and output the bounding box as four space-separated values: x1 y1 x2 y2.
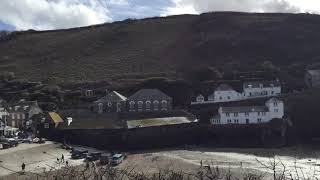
211 99 284 125
208 90 243 103
243 86 281 99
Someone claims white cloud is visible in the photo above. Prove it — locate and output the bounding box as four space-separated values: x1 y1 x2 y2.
0 0 111 30
162 0 320 16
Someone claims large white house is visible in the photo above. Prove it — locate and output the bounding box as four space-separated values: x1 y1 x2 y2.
211 98 284 125
208 84 242 103
191 80 281 104
243 81 281 99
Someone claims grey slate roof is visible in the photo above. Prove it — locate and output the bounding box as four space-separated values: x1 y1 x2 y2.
129 89 171 101
243 80 281 88
95 91 127 103
7 100 41 113
221 106 268 113
307 70 320 77
215 84 234 91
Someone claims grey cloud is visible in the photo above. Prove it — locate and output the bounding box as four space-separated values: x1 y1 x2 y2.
0 0 111 30
163 0 302 16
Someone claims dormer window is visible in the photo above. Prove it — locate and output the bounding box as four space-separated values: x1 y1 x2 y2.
15 106 20 111
23 106 29 110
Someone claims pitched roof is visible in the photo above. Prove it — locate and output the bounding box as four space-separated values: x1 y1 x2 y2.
243 80 281 89
48 112 64 124
307 70 320 77
220 106 268 113
129 89 171 101
7 100 41 113
58 109 123 130
95 91 127 103
215 84 234 91
266 97 282 103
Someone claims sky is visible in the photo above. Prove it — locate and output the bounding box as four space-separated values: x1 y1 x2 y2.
0 0 320 31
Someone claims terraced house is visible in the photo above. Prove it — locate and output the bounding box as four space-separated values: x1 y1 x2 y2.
6 100 42 129
127 89 172 112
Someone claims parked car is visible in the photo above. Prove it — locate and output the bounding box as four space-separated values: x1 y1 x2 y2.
71 149 89 159
85 152 102 162
5 138 18 147
99 154 110 165
32 137 45 144
22 138 33 143
110 154 124 166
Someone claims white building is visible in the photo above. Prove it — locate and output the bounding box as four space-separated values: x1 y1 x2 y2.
211 98 284 125
208 84 243 103
191 80 281 105
243 81 281 99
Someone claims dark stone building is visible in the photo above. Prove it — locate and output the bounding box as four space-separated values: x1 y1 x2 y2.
92 91 127 113
127 89 172 112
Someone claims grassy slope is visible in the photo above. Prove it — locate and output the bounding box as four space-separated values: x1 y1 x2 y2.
1 12 320 82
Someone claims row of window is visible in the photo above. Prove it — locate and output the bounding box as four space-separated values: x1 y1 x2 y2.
219 118 263 124
8 105 30 111
247 91 275 97
226 112 267 117
129 100 168 110
11 113 26 120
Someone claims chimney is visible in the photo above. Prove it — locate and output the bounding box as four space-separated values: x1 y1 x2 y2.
67 117 73 126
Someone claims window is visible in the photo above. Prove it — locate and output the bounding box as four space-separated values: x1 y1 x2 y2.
44 123 49 129
234 119 239 124
11 113 15 119
257 118 262 123
153 100 159 110
145 101 151 110
246 119 249 124
23 106 29 110
234 113 238 117
17 114 20 119
197 95 204 102
107 102 112 107
227 119 232 124
227 96 230 100
257 112 260 116
129 101 135 110
271 91 274 95
161 100 168 111
226 113 230 117
15 106 20 111
274 102 278 106
262 112 266 116
245 112 249 117
116 103 121 112
249 92 252 96
219 96 222 100
98 103 103 113
274 109 278 112
138 101 143 111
